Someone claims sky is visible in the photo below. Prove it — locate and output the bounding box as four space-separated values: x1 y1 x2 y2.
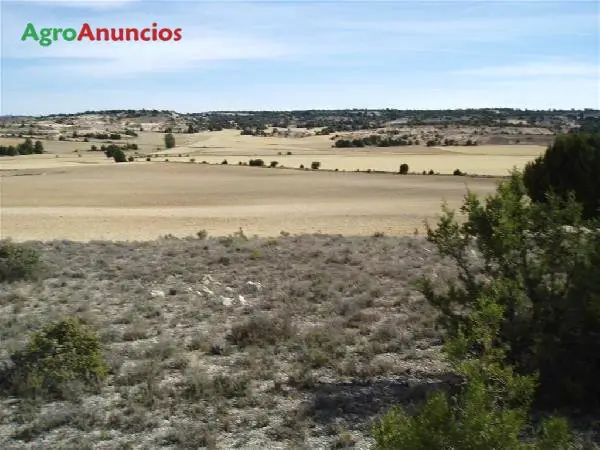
1 0 599 115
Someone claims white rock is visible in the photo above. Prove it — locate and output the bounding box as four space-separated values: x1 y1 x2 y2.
220 296 233 306
245 281 262 292
150 289 165 298
199 286 214 296
238 295 247 305
225 286 234 293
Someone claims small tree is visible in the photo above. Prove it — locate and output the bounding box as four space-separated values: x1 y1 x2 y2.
399 163 409 174
165 133 176 149
113 148 127 163
270 161 279 168
33 140 44 154
311 161 321 170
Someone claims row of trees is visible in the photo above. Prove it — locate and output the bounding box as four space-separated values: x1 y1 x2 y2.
335 135 418 148
0 138 44 156
81 132 122 140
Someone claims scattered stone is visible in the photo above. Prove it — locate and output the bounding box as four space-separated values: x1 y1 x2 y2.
199 286 214 296
150 289 165 298
220 296 233 306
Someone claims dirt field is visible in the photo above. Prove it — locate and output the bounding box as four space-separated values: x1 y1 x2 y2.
1 163 500 242
1 130 542 242
158 130 546 176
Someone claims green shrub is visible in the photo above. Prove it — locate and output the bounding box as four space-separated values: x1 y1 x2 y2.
399 163 409 175
453 168 463 176
165 133 176 149
523 132 600 220
0 241 42 282
373 290 573 450
311 161 321 170
6 318 107 399
421 171 600 411
113 149 127 163
270 161 279 168
249 159 265 167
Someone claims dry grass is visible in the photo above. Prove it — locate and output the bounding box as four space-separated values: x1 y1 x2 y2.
0 234 456 448
1 163 499 241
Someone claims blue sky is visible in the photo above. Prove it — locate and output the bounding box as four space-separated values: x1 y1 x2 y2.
1 0 599 115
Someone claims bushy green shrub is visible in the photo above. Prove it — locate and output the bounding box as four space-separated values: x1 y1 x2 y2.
249 159 265 167
113 148 127 163
421 171 600 410
399 163 409 175
7 318 107 399
165 133 176 148
373 285 573 450
0 241 42 282
524 132 600 220
311 161 321 170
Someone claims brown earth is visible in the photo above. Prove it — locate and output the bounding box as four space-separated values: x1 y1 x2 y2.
1 163 500 242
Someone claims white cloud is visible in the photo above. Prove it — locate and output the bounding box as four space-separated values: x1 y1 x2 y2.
334 13 597 41
452 62 600 78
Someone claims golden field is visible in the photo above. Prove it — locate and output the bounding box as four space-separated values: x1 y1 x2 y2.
0 130 545 241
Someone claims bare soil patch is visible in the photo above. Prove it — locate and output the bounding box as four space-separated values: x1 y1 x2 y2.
1 163 499 242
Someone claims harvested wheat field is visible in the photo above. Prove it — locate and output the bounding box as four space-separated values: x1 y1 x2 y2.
1 163 500 242
156 130 546 176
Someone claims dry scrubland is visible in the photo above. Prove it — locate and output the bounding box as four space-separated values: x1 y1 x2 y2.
0 234 454 449
1 163 499 242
